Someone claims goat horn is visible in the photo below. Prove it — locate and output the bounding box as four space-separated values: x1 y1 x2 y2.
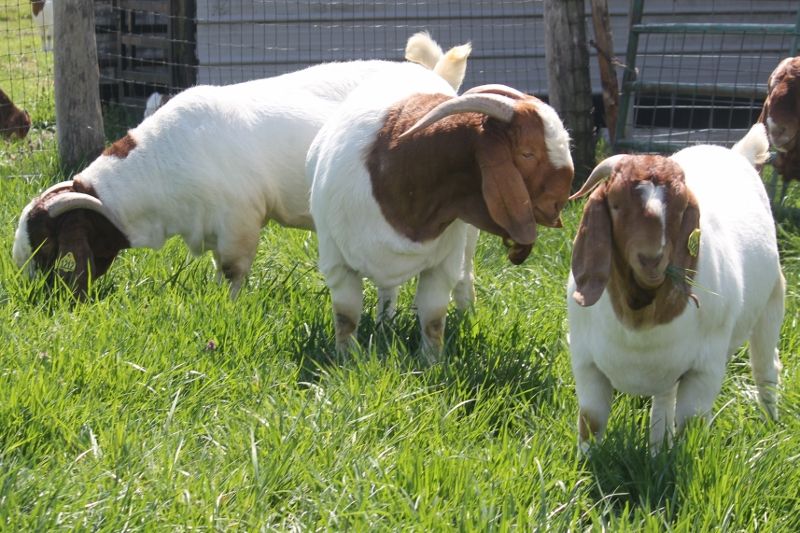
463 84 527 100
568 154 627 200
39 180 74 198
400 93 516 138
42 192 123 230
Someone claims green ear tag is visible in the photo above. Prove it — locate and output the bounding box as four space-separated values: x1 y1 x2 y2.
56 252 76 272
687 228 701 257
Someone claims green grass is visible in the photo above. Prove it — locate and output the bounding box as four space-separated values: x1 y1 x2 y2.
2 8 800 531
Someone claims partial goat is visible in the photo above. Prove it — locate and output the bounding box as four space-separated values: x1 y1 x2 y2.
567 123 784 453
0 87 31 140
308 68 573 358
760 56 800 184
31 0 53 52
13 36 471 297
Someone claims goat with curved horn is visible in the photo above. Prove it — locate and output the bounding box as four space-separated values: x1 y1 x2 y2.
400 93 517 138
43 192 123 230
569 154 627 200
463 84 527 99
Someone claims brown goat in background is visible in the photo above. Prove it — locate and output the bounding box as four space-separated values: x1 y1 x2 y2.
759 56 800 185
0 88 31 140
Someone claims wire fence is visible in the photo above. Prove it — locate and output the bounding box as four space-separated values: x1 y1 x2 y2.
615 0 800 153
2 0 800 194
0 0 55 160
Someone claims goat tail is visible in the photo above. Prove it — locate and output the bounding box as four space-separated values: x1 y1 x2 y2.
732 123 770 167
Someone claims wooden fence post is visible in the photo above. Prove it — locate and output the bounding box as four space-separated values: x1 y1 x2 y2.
544 0 595 185
54 0 105 173
590 0 619 144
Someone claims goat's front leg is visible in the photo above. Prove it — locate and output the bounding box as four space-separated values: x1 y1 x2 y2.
650 384 678 453
675 367 725 436
376 286 398 325
573 361 613 455
326 265 363 355
415 265 458 363
215 225 260 299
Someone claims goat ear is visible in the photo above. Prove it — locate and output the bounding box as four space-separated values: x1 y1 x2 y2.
571 186 612 307
476 132 537 245
671 189 701 276
57 223 96 297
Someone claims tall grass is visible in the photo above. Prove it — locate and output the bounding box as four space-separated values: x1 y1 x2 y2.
1 7 799 530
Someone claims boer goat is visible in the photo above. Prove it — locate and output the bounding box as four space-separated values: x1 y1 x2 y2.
567 123 784 453
307 66 574 358
13 36 471 298
759 56 800 184
0 88 31 140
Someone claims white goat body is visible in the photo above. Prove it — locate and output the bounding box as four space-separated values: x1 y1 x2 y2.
567 124 784 451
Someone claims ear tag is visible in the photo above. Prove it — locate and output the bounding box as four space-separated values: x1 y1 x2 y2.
56 252 76 272
687 228 701 257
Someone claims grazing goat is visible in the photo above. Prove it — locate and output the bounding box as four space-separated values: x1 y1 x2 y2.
31 0 53 52
759 56 800 183
567 123 784 453
0 88 31 140
13 36 471 297
307 68 574 358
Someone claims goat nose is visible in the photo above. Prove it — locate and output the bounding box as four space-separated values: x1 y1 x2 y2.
638 252 663 269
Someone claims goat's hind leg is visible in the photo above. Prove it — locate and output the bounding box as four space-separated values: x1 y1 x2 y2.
749 272 785 420
452 225 479 311
215 225 261 299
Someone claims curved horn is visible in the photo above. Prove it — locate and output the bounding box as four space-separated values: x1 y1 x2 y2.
39 180 74 198
568 154 627 201
42 192 122 230
400 93 517 138
463 84 527 100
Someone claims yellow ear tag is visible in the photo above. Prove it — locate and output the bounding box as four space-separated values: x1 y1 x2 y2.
56 252 76 272
687 228 701 257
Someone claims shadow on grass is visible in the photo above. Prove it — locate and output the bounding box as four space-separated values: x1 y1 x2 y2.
287 305 564 434
579 419 702 526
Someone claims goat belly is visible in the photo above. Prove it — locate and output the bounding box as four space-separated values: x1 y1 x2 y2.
338 220 468 289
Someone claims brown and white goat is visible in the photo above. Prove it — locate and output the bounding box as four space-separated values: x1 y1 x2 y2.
759 56 800 181
308 66 574 357
0 88 31 140
567 124 784 453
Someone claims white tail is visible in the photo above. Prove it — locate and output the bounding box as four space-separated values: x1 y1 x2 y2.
732 123 770 167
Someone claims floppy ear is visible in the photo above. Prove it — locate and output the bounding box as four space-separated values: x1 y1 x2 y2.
475 132 537 245
670 189 701 277
58 229 97 297
571 186 612 307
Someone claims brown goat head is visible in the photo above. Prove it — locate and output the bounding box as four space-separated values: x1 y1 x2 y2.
760 57 800 156
570 155 700 324
0 88 31 140
13 179 130 296
393 86 573 264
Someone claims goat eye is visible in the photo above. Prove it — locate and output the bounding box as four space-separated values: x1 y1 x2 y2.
521 151 535 159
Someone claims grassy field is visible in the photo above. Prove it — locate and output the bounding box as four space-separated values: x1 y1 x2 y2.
2 7 800 532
